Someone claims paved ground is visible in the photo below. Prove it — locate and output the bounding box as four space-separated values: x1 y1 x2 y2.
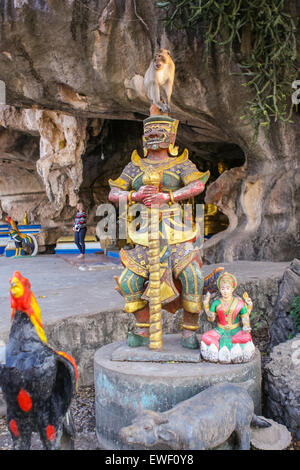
0 253 123 335
0 253 290 335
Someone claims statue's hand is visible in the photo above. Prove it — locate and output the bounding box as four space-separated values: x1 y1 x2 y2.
203 292 212 317
143 192 170 207
207 311 215 322
203 291 211 306
132 185 157 203
243 325 252 333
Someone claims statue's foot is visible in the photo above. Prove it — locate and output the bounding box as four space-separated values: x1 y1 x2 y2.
158 102 170 114
181 333 199 350
127 331 150 348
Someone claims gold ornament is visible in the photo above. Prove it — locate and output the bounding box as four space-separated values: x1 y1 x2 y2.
22 211 29 225
142 167 163 350
168 142 179 156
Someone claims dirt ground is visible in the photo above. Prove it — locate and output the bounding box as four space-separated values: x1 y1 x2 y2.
0 386 100 450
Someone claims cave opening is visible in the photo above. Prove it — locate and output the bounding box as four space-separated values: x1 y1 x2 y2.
185 141 245 239
79 119 246 247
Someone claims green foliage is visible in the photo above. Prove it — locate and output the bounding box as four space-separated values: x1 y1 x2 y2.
290 296 300 333
157 0 298 136
250 310 263 332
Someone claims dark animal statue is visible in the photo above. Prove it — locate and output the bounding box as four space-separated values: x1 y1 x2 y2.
120 382 270 450
0 271 78 450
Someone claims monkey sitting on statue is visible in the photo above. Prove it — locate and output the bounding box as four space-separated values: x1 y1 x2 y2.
144 49 175 113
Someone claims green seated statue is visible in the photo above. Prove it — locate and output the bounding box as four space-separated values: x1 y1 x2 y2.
201 272 255 363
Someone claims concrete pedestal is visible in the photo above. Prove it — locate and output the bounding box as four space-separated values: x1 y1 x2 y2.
94 335 262 450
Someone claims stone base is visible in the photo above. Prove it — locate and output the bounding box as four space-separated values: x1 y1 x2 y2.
94 335 262 450
111 334 200 362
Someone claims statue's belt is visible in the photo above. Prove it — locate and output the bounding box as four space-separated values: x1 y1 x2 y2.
127 205 198 247
217 323 239 331
129 205 182 217
120 247 201 280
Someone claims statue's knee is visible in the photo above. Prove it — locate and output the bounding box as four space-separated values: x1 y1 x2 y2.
118 269 147 313
182 293 203 313
179 262 204 301
119 270 144 295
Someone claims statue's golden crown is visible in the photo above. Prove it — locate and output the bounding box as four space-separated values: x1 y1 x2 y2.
143 115 179 136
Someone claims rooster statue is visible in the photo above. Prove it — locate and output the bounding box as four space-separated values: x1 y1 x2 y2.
0 271 78 450
5 216 38 257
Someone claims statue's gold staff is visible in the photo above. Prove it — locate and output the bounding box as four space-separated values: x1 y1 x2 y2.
142 167 163 350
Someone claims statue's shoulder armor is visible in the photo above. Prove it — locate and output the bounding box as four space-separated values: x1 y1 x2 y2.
109 159 139 190
131 149 189 170
122 159 140 179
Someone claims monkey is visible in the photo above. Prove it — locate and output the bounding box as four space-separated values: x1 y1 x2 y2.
144 49 175 113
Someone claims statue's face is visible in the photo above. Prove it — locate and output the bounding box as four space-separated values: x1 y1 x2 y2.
219 282 234 299
143 123 174 151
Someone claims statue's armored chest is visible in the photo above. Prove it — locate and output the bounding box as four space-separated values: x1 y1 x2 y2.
108 149 210 193
132 168 182 192
130 150 189 192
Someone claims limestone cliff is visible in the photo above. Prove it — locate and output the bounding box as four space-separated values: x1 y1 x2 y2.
0 0 299 260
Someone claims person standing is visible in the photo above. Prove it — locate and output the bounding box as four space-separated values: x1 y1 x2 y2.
73 202 87 259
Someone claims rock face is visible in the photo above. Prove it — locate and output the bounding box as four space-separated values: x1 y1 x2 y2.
0 106 87 250
0 0 299 261
0 124 42 223
269 259 300 348
263 334 300 439
262 259 300 436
